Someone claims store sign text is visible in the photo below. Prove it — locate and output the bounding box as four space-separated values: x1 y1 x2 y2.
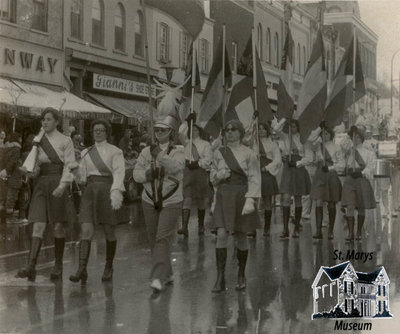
93 73 156 98
3 48 59 73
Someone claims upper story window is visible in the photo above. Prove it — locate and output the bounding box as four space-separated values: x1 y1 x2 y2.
114 3 125 51
297 43 301 74
266 28 271 63
199 38 210 74
303 46 306 73
0 0 16 22
274 32 279 67
134 10 144 57
257 24 263 59
71 0 83 40
232 41 238 73
157 22 170 64
92 0 104 46
32 0 48 32
179 32 190 69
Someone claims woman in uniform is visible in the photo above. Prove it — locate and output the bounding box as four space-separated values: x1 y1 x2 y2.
133 114 185 293
310 125 343 239
69 120 125 283
278 120 312 238
211 119 261 292
17 108 76 281
178 115 212 237
341 126 376 241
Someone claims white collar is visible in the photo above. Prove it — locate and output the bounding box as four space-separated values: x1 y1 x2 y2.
95 140 108 147
159 142 169 150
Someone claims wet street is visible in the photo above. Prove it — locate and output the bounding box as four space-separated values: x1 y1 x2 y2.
0 205 400 334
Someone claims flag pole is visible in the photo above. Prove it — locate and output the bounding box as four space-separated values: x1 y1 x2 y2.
252 28 260 158
352 26 357 170
189 42 197 162
222 24 227 149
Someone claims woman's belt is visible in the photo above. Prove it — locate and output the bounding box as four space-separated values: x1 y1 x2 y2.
87 175 113 184
39 163 63 176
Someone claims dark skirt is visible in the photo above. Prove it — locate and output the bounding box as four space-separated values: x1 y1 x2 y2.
79 176 118 225
341 176 376 210
183 167 211 200
28 175 71 224
310 167 342 202
214 184 260 233
261 171 279 197
280 163 311 196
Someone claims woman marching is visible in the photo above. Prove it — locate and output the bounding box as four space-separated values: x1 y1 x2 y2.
69 120 125 283
211 120 261 292
248 122 281 237
310 124 344 240
277 120 313 238
133 113 185 292
341 126 376 241
178 114 213 237
17 108 76 281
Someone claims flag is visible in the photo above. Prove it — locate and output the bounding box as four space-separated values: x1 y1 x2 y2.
294 29 327 143
144 0 205 39
276 26 295 120
324 37 366 128
197 36 232 138
179 43 201 122
226 35 273 143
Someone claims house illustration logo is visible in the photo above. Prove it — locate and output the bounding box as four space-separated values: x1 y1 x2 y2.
311 261 392 319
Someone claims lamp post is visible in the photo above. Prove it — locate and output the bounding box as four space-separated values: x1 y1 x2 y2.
390 48 400 116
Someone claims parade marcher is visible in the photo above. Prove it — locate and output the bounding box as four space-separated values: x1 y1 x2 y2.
133 113 185 293
248 122 281 237
178 114 213 237
310 125 343 239
277 120 312 238
69 120 125 283
17 108 76 281
341 126 376 241
211 120 261 292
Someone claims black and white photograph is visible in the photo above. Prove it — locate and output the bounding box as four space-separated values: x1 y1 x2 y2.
0 0 400 333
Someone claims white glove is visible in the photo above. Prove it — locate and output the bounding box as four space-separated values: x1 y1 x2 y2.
33 128 45 144
0 169 7 179
110 189 123 210
241 198 255 215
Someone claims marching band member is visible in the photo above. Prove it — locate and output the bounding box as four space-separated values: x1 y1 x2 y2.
310 125 343 239
341 126 376 241
211 120 261 292
69 120 125 283
277 120 313 238
17 108 76 281
249 122 281 237
133 113 185 293
178 114 213 237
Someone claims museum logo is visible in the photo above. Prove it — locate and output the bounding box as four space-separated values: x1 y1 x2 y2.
311 261 392 324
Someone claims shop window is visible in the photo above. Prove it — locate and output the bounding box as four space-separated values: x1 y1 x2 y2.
199 38 210 74
71 0 83 40
232 41 238 73
179 32 189 69
266 28 271 63
32 0 47 32
0 0 16 22
134 10 144 57
92 0 104 46
114 3 125 51
157 22 170 64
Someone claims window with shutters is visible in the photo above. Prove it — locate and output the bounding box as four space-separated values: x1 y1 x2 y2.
180 32 189 69
158 22 169 63
0 0 16 22
71 0 83 40
92 0 104 46
199 38 210 74
232 41 238 73
134 11 144 57
32 0 47 31
266 28 271 63
114 3 125 51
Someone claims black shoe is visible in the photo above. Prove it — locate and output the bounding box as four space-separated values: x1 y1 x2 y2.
235 249 248 291
345 217 355 241
50 238 65 280
70 240 91 284
280 207 290 239
312 207 323 239
292 207 302 238
16 237 42 282
328 207 336 240
102 240 116 282
177 209 190 237
356 215 365 241
263 210 272 237
212 248 227 293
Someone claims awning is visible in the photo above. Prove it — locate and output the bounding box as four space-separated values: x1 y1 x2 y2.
0 78 111 119
87 93 152 126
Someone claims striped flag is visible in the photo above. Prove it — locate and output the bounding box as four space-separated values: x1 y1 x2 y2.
294 29 327 143
197 36 232 138
276 26 295 120
144 0 205 39
324 37 366 128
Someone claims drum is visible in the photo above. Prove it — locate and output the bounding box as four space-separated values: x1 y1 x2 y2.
378 141 398 159
374 159 391 178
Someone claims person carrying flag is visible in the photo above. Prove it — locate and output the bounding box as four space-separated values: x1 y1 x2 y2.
69 120 125 283
177 113 212 237
211 120 261 292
